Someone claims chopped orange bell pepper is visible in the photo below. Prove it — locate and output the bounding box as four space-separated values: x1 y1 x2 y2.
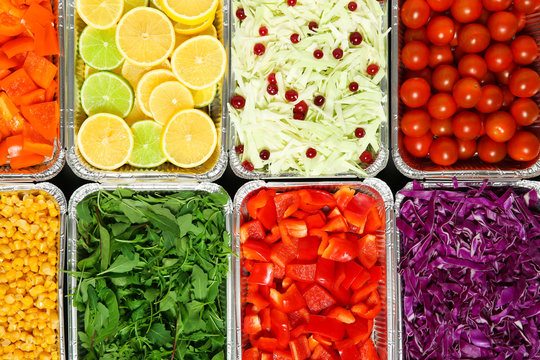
23 121 53 157
0 91 19 119
0 13 25 37
20 101 58 140
6 113 24 134
0 50 18 69
6 134 23 157
10 152 44 169
23 52 56 88
0 140 8 165
12 88 45 106
0 69 11 81
44 79 56 101
0 68 38 97
1 37 34 58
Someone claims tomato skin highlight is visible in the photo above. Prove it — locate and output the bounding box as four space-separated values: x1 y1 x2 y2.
510 98 539 126
451 0 483 23
485 111 516 143
432 64 459 92
400 77 431 108
511 35 538 65
429 137 459 166
403 132 433 158
431 117 453 137
509 68 540 98
402 41 430 70
487 11 518 42
507 131 540 161
452 77 482 108
485 43 513 73
401 0 431 29
426 16 455 45
457 138 477 160
458 23 491 53
428 93 457 119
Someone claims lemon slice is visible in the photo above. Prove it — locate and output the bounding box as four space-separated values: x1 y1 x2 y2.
161 109 217 168
77 113 134 170
128 120 167 167
124 100 147 126
175 25 217 47
149 81 194 125
191 83 216 108
159 0 218 25
171 35 226 90
173 15 214 35
123 0 148 13
136 69 177 117
116 7 175 66
76 0 124 29
121 59 170 88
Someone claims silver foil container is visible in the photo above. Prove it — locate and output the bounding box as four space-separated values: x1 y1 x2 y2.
227 1 393 179
391 9 540 178
0 183 67 359
394 179 540 359
65 0 229 182
66 182 234 360
0 0 65 181
233 179 396 359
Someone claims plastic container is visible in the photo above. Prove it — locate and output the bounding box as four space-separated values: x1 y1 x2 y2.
0 0 65 181
0 182 67 359
233 179 396 359
66 182 234 360
391 8 540 179
227 1 392 179
64 0 229 182
393 179 540 359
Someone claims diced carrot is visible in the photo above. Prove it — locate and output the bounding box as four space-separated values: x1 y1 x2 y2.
0 50 18 69
6 113 24 134
0 91 19 120
10 152 44 169
22 3 53 28
1 37 34 58
6 134 23 157
20 101 58 140
44 79 56 101
12 88 45 106
22 52 56 88
0 69 10 81
22 120 53 157
0 13 25 37
0 141 8 165
0 68 38 97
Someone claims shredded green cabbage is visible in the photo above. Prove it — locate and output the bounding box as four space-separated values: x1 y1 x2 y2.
231 0 390 176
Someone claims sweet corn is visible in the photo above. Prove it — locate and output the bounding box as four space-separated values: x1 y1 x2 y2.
0 191 60 359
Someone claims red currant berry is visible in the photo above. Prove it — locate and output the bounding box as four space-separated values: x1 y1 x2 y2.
242 161 254 171
367 64 379 75
306 147 317 158
349 82 359 92
259 26 268 36
287 0 297 5
332 48 343 59
285 90 298 102
348 1 357 10
290 33 300 43
259 149 270 160
313 49 324 59
314 95 325 106
231 95 246 109
254 43 265 56
235 144 244 154
294 100 308 114
350 31 362 45
354 127 366 138
360 151 373 163
267 83 278 95
267 73 277 84
236 8 246 20
309 21 318 32
293 112 306 120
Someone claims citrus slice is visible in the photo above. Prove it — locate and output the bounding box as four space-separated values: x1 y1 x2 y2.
128 120 166 167
116 7 175 66
159 0 218 25
171 35 226 90
175 25 217 47
161 109 217 167
123 0 148 13
124 100 147 126
173 15 214 35
121 59 170 88
76 0 124 29
81 72 134 117
79 26 124 70
77 113 134 170
191 83 216 108
149 81 194 125
136 69 177 116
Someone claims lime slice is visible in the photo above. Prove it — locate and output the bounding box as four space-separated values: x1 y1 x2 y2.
123 0 148 13
128 120 166 167
81 71 134 117
79 26 124 71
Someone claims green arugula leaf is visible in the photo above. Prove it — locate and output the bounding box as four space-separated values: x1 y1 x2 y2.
147 323 173 346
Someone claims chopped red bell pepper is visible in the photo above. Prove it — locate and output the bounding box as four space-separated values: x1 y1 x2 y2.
243 347 259 360
288 307 310 328
341 261 369 290
308 335 319 351
305 211 326 229
247 189 274 219
364 207 383 234
321 236 357 262
259 198 278 229
322 215 348 233
358 338 380 360
244 313 262 334
302 284 336 313
264 225 281 244
312 334 333 347
337 339 361 360
247 284 270 310
273 350 293 360
343 193 377 233
273 264 286 279
289 335 311 360
261 353 272 360
257 337 278 353
327 306 355 324
290 324 306 340
369 265 383 284
334 186 355 211
352 283 379 304
279 218 307 247
271 308 290 349
291 210 309 219
331 282 351 307
315 258 334 291
248 263 274 285
346 317 373 344
306 315 345 341
358 234 378 269
274 192 300 219
260 307 271 330
270 284 306 313
298 189 337 212
243 240 271 262
311 345 340 360
282 277 294 289
327 207 342 219
297 236 320 261
285 264 316 283
240 220 266 243
351 290 381 319
270 242 297 268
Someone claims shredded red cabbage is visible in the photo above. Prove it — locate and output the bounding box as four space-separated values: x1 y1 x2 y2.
398 181 540 360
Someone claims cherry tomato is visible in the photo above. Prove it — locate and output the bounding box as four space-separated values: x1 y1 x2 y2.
428 93 458 119
482 0 511 11
428 45 453 68
509 68 540 97
458 24 491 53
431 117 454 136
511 35 539 65
400 77 431 107
507 131 540 161
452 111 482 140
494 62 518 85
451 0 483 23
404 132 433 157
477 8 492 24
452 77 482 108
401 0 431 29
487 11 518 41
432 64 460 92
404 27 429 43
401 110 432 137
485 43 513 73
450 22 463 47
427 16 455 45
512 9 527 31
513 0 536 13
475 85 503 113
429 137 459 165
510 98 539 126
402 41 430 70
500 86 515 108
478 135 507 163
405 67 432 85
458 54 487 80
485 111 516 142
457 138 477 160
480 71 496 85
427 0 454 11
